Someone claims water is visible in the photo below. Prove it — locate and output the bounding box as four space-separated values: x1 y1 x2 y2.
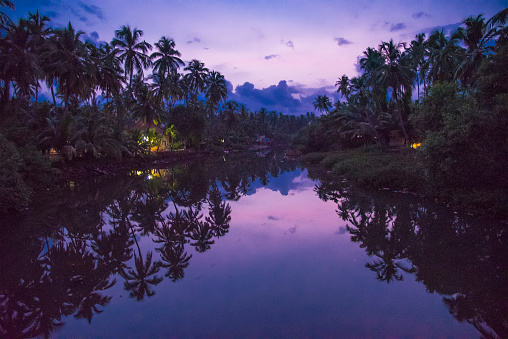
0 153 506 338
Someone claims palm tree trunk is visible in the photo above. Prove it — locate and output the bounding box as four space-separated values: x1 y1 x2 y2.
51 84 56 106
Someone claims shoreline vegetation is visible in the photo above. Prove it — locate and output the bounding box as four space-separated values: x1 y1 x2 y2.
0 3 507 219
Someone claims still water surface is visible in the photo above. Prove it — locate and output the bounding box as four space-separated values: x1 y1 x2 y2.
1 153 506 338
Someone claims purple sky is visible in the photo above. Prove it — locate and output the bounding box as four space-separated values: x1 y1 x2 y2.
9 0 507 115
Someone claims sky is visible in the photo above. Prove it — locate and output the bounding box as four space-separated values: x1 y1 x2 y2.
9 0 508 115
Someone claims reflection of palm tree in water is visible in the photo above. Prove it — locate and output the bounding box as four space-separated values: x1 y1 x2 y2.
157 243 192 282
206 186 232 238
121 251 162 301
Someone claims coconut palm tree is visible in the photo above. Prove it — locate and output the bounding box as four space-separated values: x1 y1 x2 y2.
96 42 124 101
407 33 427 99
313 94 332 114
375 39 415 143
360 47 384 79
26 11 51 103
183 59 209 106
425 30 463 86
205 70 228 117
111 25 152 90
0 0 14 30
150 36 184 79
0 19 43 101
335 74 351 101
46 22 89 108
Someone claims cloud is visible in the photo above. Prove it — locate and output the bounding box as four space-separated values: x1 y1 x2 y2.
412 11 430 19
390 23 406 32
334 226 348 235
334 37 353 46
84 31 100 44
227 80 340 116
186 37 201 44
281 39 294 48
268 216 279 220
80 2 104 20
46 11 57 18
264 54 279 60
424 22 462 35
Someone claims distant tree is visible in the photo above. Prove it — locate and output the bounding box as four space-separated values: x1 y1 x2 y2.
313 95 332 114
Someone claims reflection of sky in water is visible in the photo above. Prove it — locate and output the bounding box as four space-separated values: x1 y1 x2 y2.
58 169 476 338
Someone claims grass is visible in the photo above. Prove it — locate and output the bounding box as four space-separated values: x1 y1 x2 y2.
302 146 424 191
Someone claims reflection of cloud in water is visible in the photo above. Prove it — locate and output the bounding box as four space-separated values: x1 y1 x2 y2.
249 169 315 196
335 226 348 235
285 226 297 234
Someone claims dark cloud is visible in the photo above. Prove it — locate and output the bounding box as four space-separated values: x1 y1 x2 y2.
90 31 99 40
334 37 353 46
80 3 104 20
424 22 462 35
390 23 406 32
268 216 279 220
46 11 57 18
264 54 279 60
227 80 340 116
79 17 88 22
286 40 294 48
412 11 430 19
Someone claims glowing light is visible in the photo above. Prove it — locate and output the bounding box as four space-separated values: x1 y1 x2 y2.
410 143 421 149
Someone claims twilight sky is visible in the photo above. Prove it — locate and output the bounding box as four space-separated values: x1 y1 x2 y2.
10 0 507 115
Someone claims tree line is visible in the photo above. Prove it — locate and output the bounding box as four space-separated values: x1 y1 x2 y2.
0 3 314 156
0 3 314 213
299 8 508 214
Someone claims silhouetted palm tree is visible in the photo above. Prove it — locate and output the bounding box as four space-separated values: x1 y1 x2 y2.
150 36 184 79
313 94 332 114
183 59 209 106
111 25 152 90
206 70 228 117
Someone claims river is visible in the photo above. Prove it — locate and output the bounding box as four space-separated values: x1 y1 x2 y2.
0 152 506 338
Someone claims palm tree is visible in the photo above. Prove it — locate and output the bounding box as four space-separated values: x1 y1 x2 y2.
150 36 184 79
111 25 152 90
425 30 463 86
375 39 415 143
0 0 14 30
313 94 332 114
183 59 209 106
360 47 384 78
0 20 43 101
335 74 351 101
132 77 161 130
407 33 427 99
96 42 124 101
454 13 505 86
205 70 228 117
46 22 89 108
24 11 51 103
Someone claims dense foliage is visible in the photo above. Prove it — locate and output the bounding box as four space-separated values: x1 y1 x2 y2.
297 8 508 216
0 5 313 213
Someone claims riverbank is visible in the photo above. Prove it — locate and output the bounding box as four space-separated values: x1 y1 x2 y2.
300 146 508 220
52 150 212 181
